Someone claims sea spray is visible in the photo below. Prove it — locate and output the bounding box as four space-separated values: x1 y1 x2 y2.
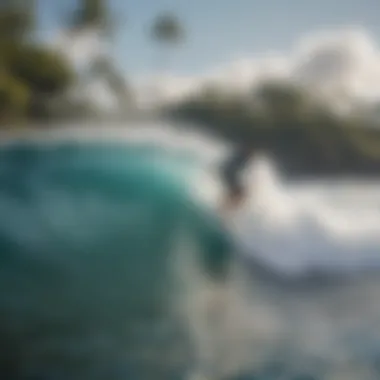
0 132 233 380
1 124 380 379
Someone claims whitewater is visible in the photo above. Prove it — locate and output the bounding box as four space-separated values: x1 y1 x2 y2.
0 121 380 380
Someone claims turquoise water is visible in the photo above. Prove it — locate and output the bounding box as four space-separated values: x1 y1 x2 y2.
0 140 231 379
2 135 380 379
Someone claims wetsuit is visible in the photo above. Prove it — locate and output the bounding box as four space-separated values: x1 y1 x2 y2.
219 146 252 197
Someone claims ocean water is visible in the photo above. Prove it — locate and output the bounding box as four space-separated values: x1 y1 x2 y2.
0 123 380 380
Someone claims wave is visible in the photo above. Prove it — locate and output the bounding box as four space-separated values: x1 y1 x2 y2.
1 123 380 379
0 128 233 379
231 155 380 276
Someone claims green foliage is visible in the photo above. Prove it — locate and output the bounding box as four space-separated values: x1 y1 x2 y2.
7 43 74 95
253 81 314 125
0 0 78 125
345 125 380 159
169 81 380 174
0 40 75 123
0 0 35 41
0 0 83 125
0 71 29 121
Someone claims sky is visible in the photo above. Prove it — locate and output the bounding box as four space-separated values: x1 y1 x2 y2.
38 0 380 76
36 0 380 108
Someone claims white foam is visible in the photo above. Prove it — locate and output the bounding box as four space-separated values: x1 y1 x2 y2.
3 121 380 275
231 157 380 275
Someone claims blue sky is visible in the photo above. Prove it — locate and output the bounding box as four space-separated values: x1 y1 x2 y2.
37 0 380 77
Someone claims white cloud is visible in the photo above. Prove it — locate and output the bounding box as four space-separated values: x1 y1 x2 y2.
133 52 293 107
292 28 380 98
49 26 380 112
134 27 380 110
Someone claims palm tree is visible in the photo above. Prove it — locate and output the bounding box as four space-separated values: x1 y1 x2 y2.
67 0 110 34
0 0 35 41
87 56 133 112
63 0 132 115
149 12 185 106
151 12 185 71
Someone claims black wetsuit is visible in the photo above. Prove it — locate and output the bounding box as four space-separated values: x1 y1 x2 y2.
220 146 252 196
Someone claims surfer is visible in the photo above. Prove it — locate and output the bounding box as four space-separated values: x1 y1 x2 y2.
218 142 257 216
190 142 257 380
